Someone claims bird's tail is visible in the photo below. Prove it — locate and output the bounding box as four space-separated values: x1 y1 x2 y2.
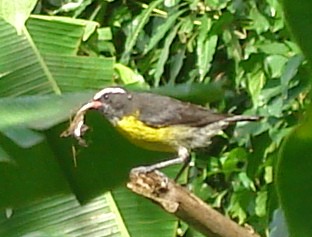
224 115 261 123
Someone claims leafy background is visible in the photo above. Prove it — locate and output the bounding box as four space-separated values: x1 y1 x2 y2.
0 0 311 236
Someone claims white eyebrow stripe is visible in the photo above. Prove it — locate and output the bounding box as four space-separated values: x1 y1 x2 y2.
93 87 127 100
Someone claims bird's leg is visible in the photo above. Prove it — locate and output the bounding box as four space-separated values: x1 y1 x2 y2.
174 149 192 181
131 147 190 178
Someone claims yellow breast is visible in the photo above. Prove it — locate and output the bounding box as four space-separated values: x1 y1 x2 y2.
115 115 177 152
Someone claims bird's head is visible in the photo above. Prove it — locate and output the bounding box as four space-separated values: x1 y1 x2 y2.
92 86 133 122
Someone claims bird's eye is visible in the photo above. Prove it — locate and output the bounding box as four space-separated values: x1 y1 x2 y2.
103 94 109 99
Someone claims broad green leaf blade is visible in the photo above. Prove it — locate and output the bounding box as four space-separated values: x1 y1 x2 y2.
26 16 85 55
0 193 130 237
0 16 114 97
45 54 114 92
0 0 37 34
28 15 100 47
0 93 93 130
112 187 177 237
276 108 312 237
276 1 312 235
0 133 70 209
120 0 162 64
0 20 61 95
280 0 312 63
1 127 44 148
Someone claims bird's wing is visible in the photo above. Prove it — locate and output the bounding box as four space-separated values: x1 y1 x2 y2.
135 93 228 127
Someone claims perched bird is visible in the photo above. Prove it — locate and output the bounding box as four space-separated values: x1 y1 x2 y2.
63 86 260 174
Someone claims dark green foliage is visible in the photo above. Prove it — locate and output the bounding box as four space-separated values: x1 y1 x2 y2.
0 0 311 236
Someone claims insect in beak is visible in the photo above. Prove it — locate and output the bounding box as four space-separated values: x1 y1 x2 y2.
61 100 103 146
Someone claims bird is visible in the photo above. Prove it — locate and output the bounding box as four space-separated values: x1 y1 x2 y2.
62 86 260 175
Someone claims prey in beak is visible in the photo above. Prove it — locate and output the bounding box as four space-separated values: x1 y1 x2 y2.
61 100 102 146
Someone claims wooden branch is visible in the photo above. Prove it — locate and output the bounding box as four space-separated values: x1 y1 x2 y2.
127 171 260 237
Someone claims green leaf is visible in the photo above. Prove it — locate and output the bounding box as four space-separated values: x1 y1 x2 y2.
269 209 289 237
143 8 183 55
248 5 270 34
44 54 113 92
0 0 37 34
264 55 288 78
0 132 70 209
120 0 162 64
257 42 290 55
196 17 218 82
280 0 312 65
0 19 60 95
0 18 113 96
154 22 181 86
247 70 266 107
27 15 85 55
255 190 267 217
276 107 312 237
246 133 271 180
114 63 148 88
0 93 93 130
0 16 114 96
169 45 186 84
221 147 248 174
29 15 99 42
227 191 250 224
112 187 177 237
0 193 130 237
1 127 44 148
280 55 303 95
98 27 113 41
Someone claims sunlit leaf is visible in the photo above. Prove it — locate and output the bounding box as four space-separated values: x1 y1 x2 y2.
0 16 114 97
0 0 37 34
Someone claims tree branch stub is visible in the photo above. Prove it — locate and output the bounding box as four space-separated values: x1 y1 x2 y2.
127 171 260 237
